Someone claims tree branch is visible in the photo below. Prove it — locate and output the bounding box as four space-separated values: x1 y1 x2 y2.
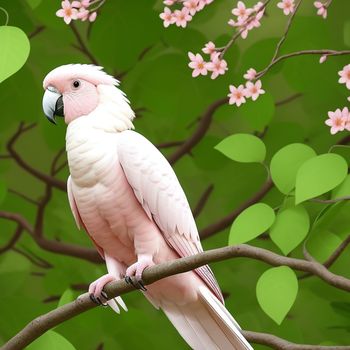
168 97 228 165
242 330 350 350
3 244 350 350
6 123 66 192
0 210 101 264
200 178 273 239
70 22 99 65
299 235 350 280
193 184 214 218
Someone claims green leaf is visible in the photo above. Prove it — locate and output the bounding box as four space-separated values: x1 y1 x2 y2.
229 203 275 245
256 266 298 324
306 229 342 263
270 143 316 194
295 154 348 204
26 330 77 350
332 174 350 199
238 92 275 132
0 26 30 83
214 134 266 163
270 202 309 255
344 21 350 47
58 288 75 308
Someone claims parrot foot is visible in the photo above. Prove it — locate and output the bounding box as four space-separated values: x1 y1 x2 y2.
125 255 154 292
124 276 147 291
88 273 116 306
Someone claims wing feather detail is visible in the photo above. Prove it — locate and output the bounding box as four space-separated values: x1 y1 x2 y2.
117 131 223 303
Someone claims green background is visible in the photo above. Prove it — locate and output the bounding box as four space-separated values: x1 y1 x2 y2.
0 0 350 349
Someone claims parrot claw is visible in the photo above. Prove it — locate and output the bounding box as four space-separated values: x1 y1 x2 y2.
100 291 109 300
90 294 108 307
124 276 147 291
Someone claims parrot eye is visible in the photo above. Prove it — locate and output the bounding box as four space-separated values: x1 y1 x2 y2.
72 80 81 89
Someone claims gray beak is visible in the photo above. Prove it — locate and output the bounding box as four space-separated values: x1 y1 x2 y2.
42 87 64 124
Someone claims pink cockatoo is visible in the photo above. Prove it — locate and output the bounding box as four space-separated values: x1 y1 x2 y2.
42 64 253 350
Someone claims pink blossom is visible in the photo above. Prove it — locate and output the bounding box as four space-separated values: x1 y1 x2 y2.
89 11 97 22
71 1 82 7
206 53 228 79
163 0 175 5
319 55 327 64
245 80 265 101
228 84 247 106
277 0 295 15
202 41 216 56
244 68 257 80
160 7 175 27
77 7 89 20
325 108 347 134
188 52 208 77
174 8 192 28
314 1 327 19
56 0 78 24
184 0 199 16
343 107 350 131
338 64 350 89
232 1 252 19
81 0 90 6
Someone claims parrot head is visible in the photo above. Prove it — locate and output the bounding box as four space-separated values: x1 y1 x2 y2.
42 64 133 126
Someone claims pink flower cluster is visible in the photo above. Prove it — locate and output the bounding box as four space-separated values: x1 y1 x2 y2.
314 1 328 19
277 0 295 16
228 1 265 39
228 68 265 107
188 42 228 79
160 0 213 28
325 65 350 134
325 108 350 135
56 0 98 24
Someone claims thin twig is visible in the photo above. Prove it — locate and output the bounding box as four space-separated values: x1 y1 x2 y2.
200 178 273 239
28 25 45 39
193 184 214 218
8 189 39 206
70 22 99 65
168 97 228 165
6 123 66 191
0 225 23 253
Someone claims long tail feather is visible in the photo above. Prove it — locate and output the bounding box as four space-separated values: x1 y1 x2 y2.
161 287 253 350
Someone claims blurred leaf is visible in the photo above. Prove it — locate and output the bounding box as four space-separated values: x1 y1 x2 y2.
330 302 350 318
58 288 75 308
270 202 309 255
344 21 350 47
229 203 275 245
295 154 348 204
307 229 342 262
215 133 266 163
26 0 42 9
256 266 298 325
0 179 7 204
332 174 350 199
270 143 316 195
238 92 275 131
0 26 30 83
26 330 77 350
90 0 161 71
